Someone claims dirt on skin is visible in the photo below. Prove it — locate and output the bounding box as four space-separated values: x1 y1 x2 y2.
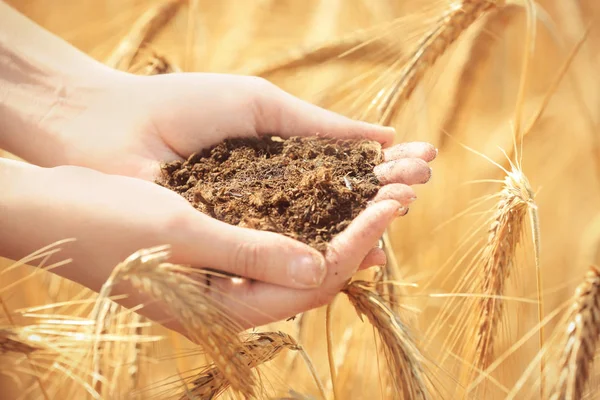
157 136 384 251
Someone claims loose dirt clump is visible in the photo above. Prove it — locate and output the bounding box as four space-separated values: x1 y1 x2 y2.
157 136 383 251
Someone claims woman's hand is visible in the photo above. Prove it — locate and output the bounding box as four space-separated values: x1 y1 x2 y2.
53 71 413 181
1 140 433 330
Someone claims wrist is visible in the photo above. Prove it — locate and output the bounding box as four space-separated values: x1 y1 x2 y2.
0 3 127 166
0 39 117 166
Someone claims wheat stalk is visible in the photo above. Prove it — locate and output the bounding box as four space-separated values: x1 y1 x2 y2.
96 304 151 398
325 299 341 400
343 280 433 400
185 0 200 71
549 266 600 400
129 313 144 396
105 0 183 70
440 4 519 146
0 310 158 399
376 232 416 321
90 246 257 397
374 0 504 125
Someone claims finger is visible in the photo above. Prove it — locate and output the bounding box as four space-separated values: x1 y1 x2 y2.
384 142 437 162
169 213 327 290
253 80 396 146
357 247 387 271
202 200 401 328
374 158 432 185
373 183 417 205
324 199 400 276
132 244 383 335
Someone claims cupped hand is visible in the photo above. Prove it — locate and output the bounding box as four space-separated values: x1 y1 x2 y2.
3 131 434 331
56 71 426 181
27 70 439 329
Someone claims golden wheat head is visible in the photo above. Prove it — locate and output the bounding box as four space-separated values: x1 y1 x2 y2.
343 280 435 399
549 266 600 400
472 168 535 370
181 331 300 399
92 246 257 397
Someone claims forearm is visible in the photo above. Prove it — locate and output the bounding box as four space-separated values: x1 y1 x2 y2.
0 158 72 262
0 158 48 262
1 158 119 291
0 2 115 165
0 159 166 323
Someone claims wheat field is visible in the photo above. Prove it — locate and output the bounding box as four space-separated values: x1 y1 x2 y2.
2 0 600 399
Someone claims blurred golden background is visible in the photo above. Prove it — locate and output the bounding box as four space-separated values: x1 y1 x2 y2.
2 0 600 398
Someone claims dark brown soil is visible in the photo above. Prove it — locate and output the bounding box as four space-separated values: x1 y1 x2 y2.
157 136 383 251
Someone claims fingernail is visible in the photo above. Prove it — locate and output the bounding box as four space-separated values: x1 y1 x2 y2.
423 167 432 183
289 253 327 288
396 206 409 217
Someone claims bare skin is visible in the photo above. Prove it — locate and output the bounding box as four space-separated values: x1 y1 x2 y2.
0 3 436 331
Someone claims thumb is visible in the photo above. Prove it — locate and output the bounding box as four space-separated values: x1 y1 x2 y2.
198 199 403 327
170 212 327 289
251 78 396 146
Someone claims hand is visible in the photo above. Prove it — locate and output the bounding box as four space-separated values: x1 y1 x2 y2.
1 137 434 330
54 71 415 180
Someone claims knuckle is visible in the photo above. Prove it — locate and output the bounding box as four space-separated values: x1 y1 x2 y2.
162 210 192 234
246 77 285 134
246 76 276 92
230 240 264 280
376 184 406 200
413 158 429 169
159 209 200 243
325 243 343 267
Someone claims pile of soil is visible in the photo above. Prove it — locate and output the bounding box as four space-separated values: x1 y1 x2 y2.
157 136 383 251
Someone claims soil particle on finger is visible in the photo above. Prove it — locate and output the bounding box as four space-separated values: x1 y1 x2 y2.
157 136 384 251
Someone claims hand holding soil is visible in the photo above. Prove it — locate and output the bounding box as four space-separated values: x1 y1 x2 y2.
1 36 436 330
1 134 434 332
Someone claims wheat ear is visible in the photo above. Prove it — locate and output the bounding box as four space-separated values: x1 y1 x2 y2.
549 266 600 399
472 168 534 371
181 331 325 399
375 0 503 125
91 245 256 397
343 280 433 400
